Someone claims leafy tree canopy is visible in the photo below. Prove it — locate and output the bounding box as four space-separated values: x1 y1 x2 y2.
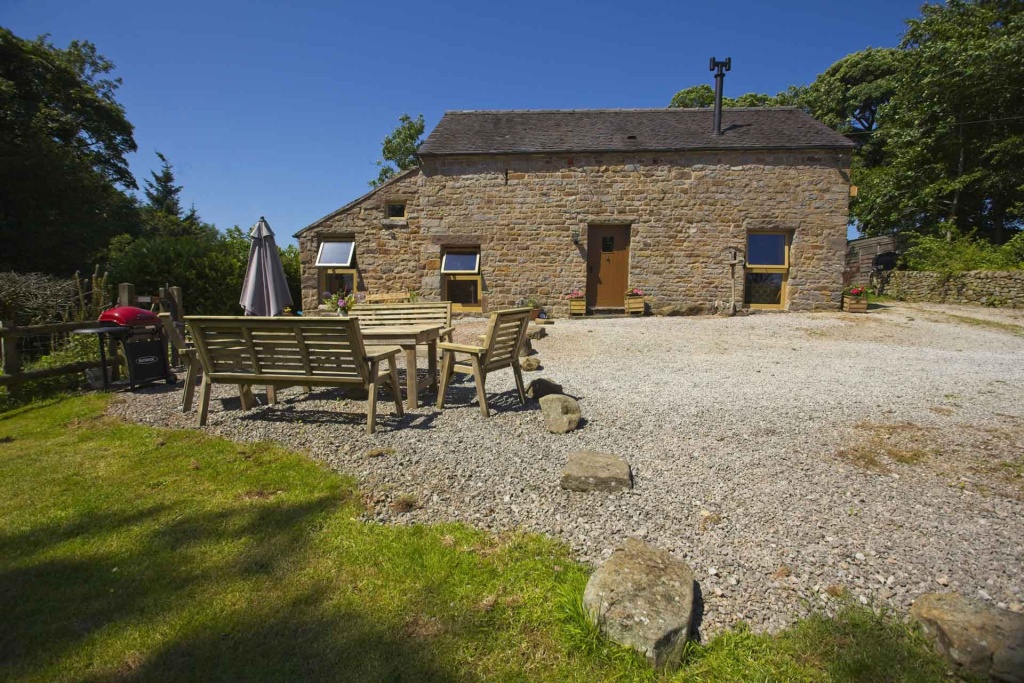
668 83 806 109
370 113 424 187
0 28 138 274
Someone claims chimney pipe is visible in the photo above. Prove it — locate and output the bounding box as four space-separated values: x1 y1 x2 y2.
709 57 731 136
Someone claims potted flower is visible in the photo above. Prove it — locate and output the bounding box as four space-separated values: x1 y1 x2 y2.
567 288 585 316
625 287 645 315
321 291 355 316
843 286 868 313
526 297 542 320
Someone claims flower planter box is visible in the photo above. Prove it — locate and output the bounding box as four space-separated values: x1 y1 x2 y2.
842 295 868 313
568 299 586 316
625 295 645 315
529 307 541 320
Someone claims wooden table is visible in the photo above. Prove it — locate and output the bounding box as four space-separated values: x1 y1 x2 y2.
361 323 441 409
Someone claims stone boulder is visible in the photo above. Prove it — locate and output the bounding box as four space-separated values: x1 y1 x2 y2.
538 394 580 433
561 451 632 492
519 338 534 357
521 356 542 372
583 538 696 670
653 304 704 317
911 593 1024 683
527 326 547 340
526 378 563 400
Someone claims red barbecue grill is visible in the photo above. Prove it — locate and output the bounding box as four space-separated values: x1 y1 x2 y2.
73 306 175 390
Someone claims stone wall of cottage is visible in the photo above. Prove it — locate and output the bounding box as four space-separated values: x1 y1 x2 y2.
299 150 851 316
886 270 1024 308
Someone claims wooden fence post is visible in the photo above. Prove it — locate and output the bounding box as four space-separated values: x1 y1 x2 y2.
1 320 22 397
118 283 136 307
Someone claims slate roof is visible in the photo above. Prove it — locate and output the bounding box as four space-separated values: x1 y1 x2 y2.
417 108 854 156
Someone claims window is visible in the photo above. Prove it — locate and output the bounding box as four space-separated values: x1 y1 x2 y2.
441 248 482 311
441 250 480 273
386 203 406 219
316 240 355 267
744 232 789 309
316 240 357 302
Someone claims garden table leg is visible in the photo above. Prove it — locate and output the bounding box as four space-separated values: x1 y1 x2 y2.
404 345 418 409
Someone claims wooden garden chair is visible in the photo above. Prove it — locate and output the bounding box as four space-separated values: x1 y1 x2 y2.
159 312 200 413
435 307 532 417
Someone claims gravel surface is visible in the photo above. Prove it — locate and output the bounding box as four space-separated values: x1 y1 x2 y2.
110 302 1024 637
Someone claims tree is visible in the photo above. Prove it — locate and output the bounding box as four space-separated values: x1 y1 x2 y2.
138 152 208 237
370 113 424 187
668 84 806 109
143 152 183 218
0 28 138 274
858 0 1024 241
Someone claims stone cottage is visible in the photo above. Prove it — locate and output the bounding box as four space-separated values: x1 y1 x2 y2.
296 108 854 316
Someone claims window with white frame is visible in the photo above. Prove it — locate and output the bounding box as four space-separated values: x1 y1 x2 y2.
441 248 481 310
316 240 357 300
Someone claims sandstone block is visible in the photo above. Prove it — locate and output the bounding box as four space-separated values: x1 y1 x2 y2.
526 378 562 400
910 592 1024 683
583 538 695 670
561 451 632 492
538 394 580 433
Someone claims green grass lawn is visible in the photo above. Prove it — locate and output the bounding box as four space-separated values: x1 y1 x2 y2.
0 395 955 682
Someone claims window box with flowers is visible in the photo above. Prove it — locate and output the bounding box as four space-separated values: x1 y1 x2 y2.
625 287 646 315
842 287 868 313
567 289 586 316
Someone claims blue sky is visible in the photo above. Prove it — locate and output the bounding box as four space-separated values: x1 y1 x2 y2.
2 0 922 244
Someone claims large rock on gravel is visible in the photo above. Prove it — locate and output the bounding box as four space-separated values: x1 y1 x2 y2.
584 538 695 670
521 356 541 372
539 394 580 433
526 378 563 400
519 338 534 357
561 451 632 492
527 326 547 340
911 593 1024 682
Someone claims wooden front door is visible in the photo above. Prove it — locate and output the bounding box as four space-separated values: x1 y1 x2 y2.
586 225 631 308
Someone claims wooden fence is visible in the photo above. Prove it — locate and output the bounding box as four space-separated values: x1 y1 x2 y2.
0 283 184 397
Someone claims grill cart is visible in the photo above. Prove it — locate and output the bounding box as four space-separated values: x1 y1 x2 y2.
73 306 175 390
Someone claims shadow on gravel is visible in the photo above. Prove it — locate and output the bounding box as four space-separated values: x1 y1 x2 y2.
691 580 705 643
439 385 539 416
235 407 408 432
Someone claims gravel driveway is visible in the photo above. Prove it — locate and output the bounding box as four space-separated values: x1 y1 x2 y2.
110 301 1024 637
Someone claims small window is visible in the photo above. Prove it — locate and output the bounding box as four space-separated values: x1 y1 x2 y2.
320 269 356 300
316 240 355 267
602 236 615 252
386 203 406 219
745 232 790 310
441 248 482 311
746 233 787 267
441 250 480 274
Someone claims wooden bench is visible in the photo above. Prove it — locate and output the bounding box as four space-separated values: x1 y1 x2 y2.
186 316 403 434
349 302 455 343
363 293 412 304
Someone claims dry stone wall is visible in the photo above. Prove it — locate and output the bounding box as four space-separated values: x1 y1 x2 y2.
299 150 851 316
887 270 1024 308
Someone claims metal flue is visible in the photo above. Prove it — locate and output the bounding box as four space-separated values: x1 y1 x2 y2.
709 57 732 136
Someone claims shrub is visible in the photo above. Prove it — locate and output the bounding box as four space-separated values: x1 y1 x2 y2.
900 233 1024 273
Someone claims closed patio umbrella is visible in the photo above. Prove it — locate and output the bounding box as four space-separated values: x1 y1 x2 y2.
239 216 293 316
